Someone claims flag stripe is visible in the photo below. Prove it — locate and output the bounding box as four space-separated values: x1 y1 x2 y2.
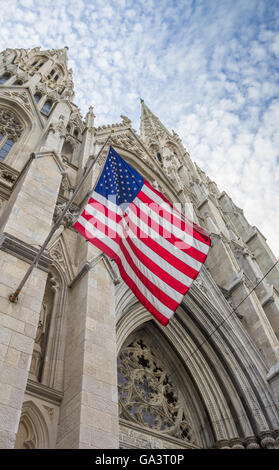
144 180 211 243
118 232 181 309
87 196 122 223
142 183 210 251
92 191 123 216
74 220 170 326
119 216 196 286
83 196 196 287
122 229 190 295
75 215 175 319
128 196 204 271
137 190 208 262
124 207 200 279
78 209 188 300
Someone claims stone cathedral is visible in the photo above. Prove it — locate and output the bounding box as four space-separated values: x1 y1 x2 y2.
0 46 279 450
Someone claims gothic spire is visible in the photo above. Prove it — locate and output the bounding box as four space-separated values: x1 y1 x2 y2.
139 100 172 145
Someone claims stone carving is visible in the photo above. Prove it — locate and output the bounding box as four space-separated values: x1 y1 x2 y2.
118 339 195 443
172 129 182 143
53 201 80 227
43 405 54 417
0 107 24 140
14 414 36 449
0 166 17 185
1 90 31 112
120 115 132 126
29 302 47 381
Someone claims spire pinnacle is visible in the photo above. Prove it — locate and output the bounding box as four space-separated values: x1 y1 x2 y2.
139 100 171 143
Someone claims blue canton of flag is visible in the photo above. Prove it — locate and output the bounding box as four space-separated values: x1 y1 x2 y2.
95 146 144 211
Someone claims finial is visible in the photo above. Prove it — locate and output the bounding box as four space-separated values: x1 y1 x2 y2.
140 98 144 103
85 105 95 127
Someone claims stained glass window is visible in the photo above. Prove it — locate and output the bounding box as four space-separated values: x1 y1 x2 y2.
118 338 195 442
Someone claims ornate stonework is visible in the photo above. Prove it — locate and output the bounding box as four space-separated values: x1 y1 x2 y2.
0 46 279 450
118 339 195 443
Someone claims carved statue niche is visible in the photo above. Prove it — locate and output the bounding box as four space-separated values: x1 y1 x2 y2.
29 274 56 382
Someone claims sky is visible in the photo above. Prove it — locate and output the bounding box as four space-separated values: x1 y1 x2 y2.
0 0 278 255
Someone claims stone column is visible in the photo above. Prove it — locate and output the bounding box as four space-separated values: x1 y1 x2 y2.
0 153 63 448
206 236 279 367
56 244 119 449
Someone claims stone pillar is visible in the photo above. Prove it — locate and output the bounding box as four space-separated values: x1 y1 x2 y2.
206 236 279 367
231 281 279 367
56 244 119 449
246 228 279 292
267 363 279 408
0 153 63 448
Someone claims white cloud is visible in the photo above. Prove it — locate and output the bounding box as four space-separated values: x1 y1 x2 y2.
0 0 278 257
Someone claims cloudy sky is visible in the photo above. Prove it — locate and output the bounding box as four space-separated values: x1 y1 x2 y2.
0 0 278 255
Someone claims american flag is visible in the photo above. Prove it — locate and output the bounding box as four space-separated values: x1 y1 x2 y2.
74 146 211 326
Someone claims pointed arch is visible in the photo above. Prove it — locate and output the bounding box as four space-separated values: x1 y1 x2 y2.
116 279 279 448
0 96 33 167
15 401 49 449
118 322 214 448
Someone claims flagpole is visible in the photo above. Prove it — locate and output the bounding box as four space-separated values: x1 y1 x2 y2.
9 133 113 303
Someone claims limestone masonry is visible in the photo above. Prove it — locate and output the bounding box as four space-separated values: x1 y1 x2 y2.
0 46 279 449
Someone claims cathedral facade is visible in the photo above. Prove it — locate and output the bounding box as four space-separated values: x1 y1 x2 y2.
0 46 279 449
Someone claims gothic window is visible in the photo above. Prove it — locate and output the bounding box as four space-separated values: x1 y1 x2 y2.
73 129 79 139
118 339 195 443
15 414 36 449
0 108 24 162
15 402 50 449
0 138 15 160
29 57 47 75
41 100 53 116
34 92 42 103
157 152 162 163
47 67 61 83
61 140 74 163
0 73 10 84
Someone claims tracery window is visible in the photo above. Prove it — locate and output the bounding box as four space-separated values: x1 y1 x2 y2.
61 140 74 164
0 73 11 84
157 152 162 163
29 57 47 74
34 92 42 103
0 108 24 162
41 100 53 116
14 79 24 85
47 66 61 84
118 339 195 443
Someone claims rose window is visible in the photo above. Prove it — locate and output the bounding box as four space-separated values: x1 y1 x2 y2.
118 339 195 442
